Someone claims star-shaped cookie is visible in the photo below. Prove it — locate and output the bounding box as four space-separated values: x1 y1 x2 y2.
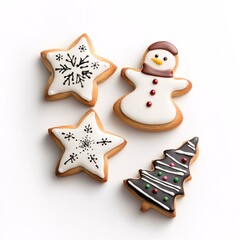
41 34 116 106
48 109 127 182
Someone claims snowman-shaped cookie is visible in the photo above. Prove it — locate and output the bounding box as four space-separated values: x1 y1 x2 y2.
114 41 192 131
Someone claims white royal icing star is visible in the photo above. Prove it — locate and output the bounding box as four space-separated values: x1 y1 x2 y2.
51 110 125 180
46 35 110 102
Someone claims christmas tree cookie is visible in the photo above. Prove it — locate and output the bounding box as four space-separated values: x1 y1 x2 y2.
124 137 199 218
49 109 126 182
41 34 116 106
114 41 192 131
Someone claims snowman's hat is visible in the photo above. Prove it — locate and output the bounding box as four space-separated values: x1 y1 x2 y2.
148 41 178 56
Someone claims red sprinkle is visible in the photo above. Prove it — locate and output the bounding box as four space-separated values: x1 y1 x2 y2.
170 162 175 167
152 188 158 194
150 89 156 95
146 101 152 107
162 176 168 181
152 79 158 84
182 158 187 164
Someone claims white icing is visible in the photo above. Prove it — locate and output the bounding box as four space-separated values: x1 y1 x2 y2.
175 150 194 156
52 111 124 178
127 180 170 210
166 153 188 169
120 70 188 124
144 49 176 70
188 140 195 147
188 144 195 150
142 178 175 196
155 166 184 176
156 161 187 173
142 171 180 191
46 37 110 101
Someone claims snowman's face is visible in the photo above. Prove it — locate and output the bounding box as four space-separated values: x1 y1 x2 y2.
144 49 176 70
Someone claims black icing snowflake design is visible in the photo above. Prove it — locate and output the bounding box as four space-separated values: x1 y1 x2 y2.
64 153 78 165
79 45 87 52
87 154 99 169
84 124 93 133
97 138 112 146
56 54 63 61
78 135 95 152
60 122 116 170
55 53 93 88
62 132 75 141
91 62 100 69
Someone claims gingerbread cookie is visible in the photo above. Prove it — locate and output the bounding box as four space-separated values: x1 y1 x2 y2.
48 109 126 182
114 41 192 131
124 137 199 218
41 34 116 106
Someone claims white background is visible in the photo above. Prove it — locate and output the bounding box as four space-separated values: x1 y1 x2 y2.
1 0 240 239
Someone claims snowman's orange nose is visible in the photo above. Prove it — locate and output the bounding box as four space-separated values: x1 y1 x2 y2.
151 57 163 65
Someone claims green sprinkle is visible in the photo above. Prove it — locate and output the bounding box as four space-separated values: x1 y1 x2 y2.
145 184 150 189
163 196 168 202
173 177 179 183
157 171 162 176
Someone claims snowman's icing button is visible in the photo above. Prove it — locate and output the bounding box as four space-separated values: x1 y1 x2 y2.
146 101 152 107
150 90 156 95
152 79 158 85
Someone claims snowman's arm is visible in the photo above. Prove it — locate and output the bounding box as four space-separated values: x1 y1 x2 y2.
172 78 192 97
121 68 142 87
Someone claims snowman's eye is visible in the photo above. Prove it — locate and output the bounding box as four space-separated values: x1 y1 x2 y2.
155 54 159 58
163 57 168 61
